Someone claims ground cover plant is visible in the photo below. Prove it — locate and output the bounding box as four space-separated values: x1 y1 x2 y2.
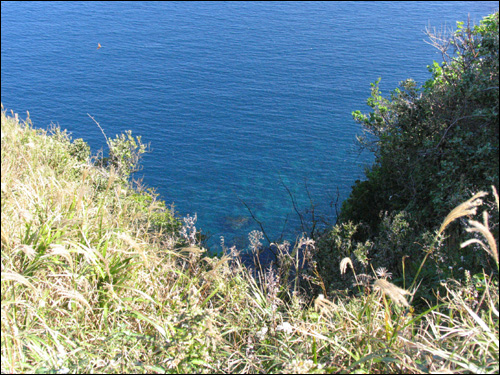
2 11 499 374
2 105 498 374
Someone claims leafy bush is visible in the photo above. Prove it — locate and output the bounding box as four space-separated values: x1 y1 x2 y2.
127 189 182 235
95 130 148 180
343 12 499 236
68 138 91 162
311 222 373 293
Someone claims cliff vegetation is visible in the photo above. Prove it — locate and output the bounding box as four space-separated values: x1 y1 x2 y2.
1 11 498 374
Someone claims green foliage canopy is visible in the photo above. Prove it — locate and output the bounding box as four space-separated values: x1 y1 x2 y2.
342 12 499 235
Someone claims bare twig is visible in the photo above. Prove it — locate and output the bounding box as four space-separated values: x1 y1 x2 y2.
304 178 317 238
279 174 307 234
236 195 272 246
87 113 110 147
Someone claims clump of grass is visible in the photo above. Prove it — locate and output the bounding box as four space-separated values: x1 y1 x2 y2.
1 106 498 373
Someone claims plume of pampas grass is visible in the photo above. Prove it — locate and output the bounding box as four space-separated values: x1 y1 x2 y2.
461 186 499 266
16 244 36 260
438 191 488 236
314 294 335 318
340 257 354 275
46 244 74 269
411 188 495 292
373 279 412 307
1 271 37 292
340 256 360 286
492 185 499 211
340 257 359 285
54 283 92 309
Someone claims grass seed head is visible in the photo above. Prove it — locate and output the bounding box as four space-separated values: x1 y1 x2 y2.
374 279 412 307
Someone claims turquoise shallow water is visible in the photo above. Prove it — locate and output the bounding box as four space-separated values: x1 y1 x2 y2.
1 1 497 251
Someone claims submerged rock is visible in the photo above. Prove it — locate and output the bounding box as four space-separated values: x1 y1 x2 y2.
222 215 250 230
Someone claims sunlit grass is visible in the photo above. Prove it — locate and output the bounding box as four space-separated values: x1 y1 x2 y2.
1 106 498 373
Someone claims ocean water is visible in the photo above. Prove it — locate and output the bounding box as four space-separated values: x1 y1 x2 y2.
2 1 497 251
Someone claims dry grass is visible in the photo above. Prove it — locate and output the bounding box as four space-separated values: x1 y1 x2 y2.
1 106 498 373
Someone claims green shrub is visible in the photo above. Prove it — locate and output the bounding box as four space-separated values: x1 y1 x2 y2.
312 221 373 293
343 12 499 237
97 130 148 179
69 138 91 162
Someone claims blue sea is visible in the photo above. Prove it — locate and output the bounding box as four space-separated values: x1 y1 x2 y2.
2 1 497 252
